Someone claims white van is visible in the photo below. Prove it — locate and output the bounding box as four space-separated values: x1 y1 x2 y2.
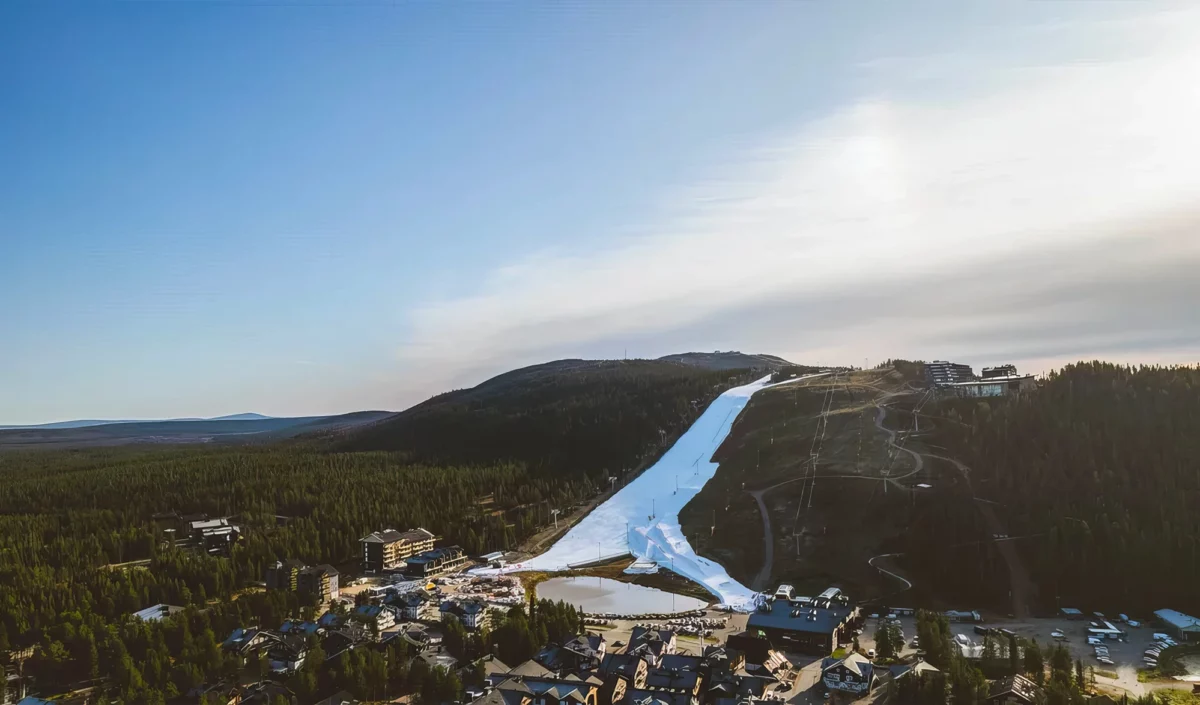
868 648 876 659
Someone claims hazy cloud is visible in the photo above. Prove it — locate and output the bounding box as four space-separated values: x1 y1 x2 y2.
391 7 1200 399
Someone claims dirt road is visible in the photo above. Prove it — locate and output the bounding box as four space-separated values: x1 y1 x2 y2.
748 488 773 591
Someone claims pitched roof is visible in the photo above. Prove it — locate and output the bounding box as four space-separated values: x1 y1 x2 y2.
362 527 436 544
623 690 694 705
314 690 359 705
822 652 873 679
988 674 1042 703
889 660 940 680
509 660 555 678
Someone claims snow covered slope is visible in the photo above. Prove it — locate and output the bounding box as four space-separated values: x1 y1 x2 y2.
490 372 828 610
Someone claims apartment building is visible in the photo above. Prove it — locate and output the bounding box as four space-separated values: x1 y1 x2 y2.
360 528 436 573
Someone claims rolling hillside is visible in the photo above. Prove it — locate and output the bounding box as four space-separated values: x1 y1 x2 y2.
339 358 760 484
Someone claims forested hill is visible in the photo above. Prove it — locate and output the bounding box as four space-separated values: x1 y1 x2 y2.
910 361 1200 613
340 359 758 483
656 351 793 371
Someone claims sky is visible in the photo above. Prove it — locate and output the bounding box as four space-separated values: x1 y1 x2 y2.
3 2 1199 425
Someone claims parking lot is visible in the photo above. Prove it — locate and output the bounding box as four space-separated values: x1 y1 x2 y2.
857 613 1194 698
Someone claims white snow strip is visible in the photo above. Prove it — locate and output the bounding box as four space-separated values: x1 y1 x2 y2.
477 371 831 610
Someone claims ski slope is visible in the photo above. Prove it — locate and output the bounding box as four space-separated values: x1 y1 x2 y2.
484 371 829 610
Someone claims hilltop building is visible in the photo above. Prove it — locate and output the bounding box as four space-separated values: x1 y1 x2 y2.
924 361 975 386
925 361 1036 398
360 528 436 573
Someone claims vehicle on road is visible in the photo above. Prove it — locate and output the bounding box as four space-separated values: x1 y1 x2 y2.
868 649 876 658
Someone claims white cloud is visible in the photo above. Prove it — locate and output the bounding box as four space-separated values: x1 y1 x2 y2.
397 7 1200 392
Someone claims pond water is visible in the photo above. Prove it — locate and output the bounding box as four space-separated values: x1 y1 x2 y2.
537 576 709 615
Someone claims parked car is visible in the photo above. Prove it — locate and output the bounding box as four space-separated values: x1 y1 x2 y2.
868 649 876 658
974 625 991 635
1098 657 1114 665
1119 614 1130 623
1127 620 1141 628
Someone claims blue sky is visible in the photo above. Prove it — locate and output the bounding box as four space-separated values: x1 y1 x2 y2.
3 2 1199 424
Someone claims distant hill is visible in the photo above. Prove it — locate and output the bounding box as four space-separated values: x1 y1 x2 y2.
0 411 393 449
657 351 793 371
339 357 760 481
0 412 275 431
208 412 273 422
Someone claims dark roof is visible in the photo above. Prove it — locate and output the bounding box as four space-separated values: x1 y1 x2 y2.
408 546 466 564
644 666 699 692
270 632 308 656
314 690 359 705
509 660 555 678
237 680 296 705
624 689 694 705
989 675 1041 703
598 653 644 681
747 599 854 636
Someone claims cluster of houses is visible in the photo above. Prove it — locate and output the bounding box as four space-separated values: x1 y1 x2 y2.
217 590 501 679
473 625 796 705
220 605 443 677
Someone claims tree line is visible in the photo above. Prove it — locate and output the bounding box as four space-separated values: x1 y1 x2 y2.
908 362 1200 614
0 361 748 701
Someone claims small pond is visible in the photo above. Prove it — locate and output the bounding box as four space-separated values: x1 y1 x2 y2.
537 576 709 615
